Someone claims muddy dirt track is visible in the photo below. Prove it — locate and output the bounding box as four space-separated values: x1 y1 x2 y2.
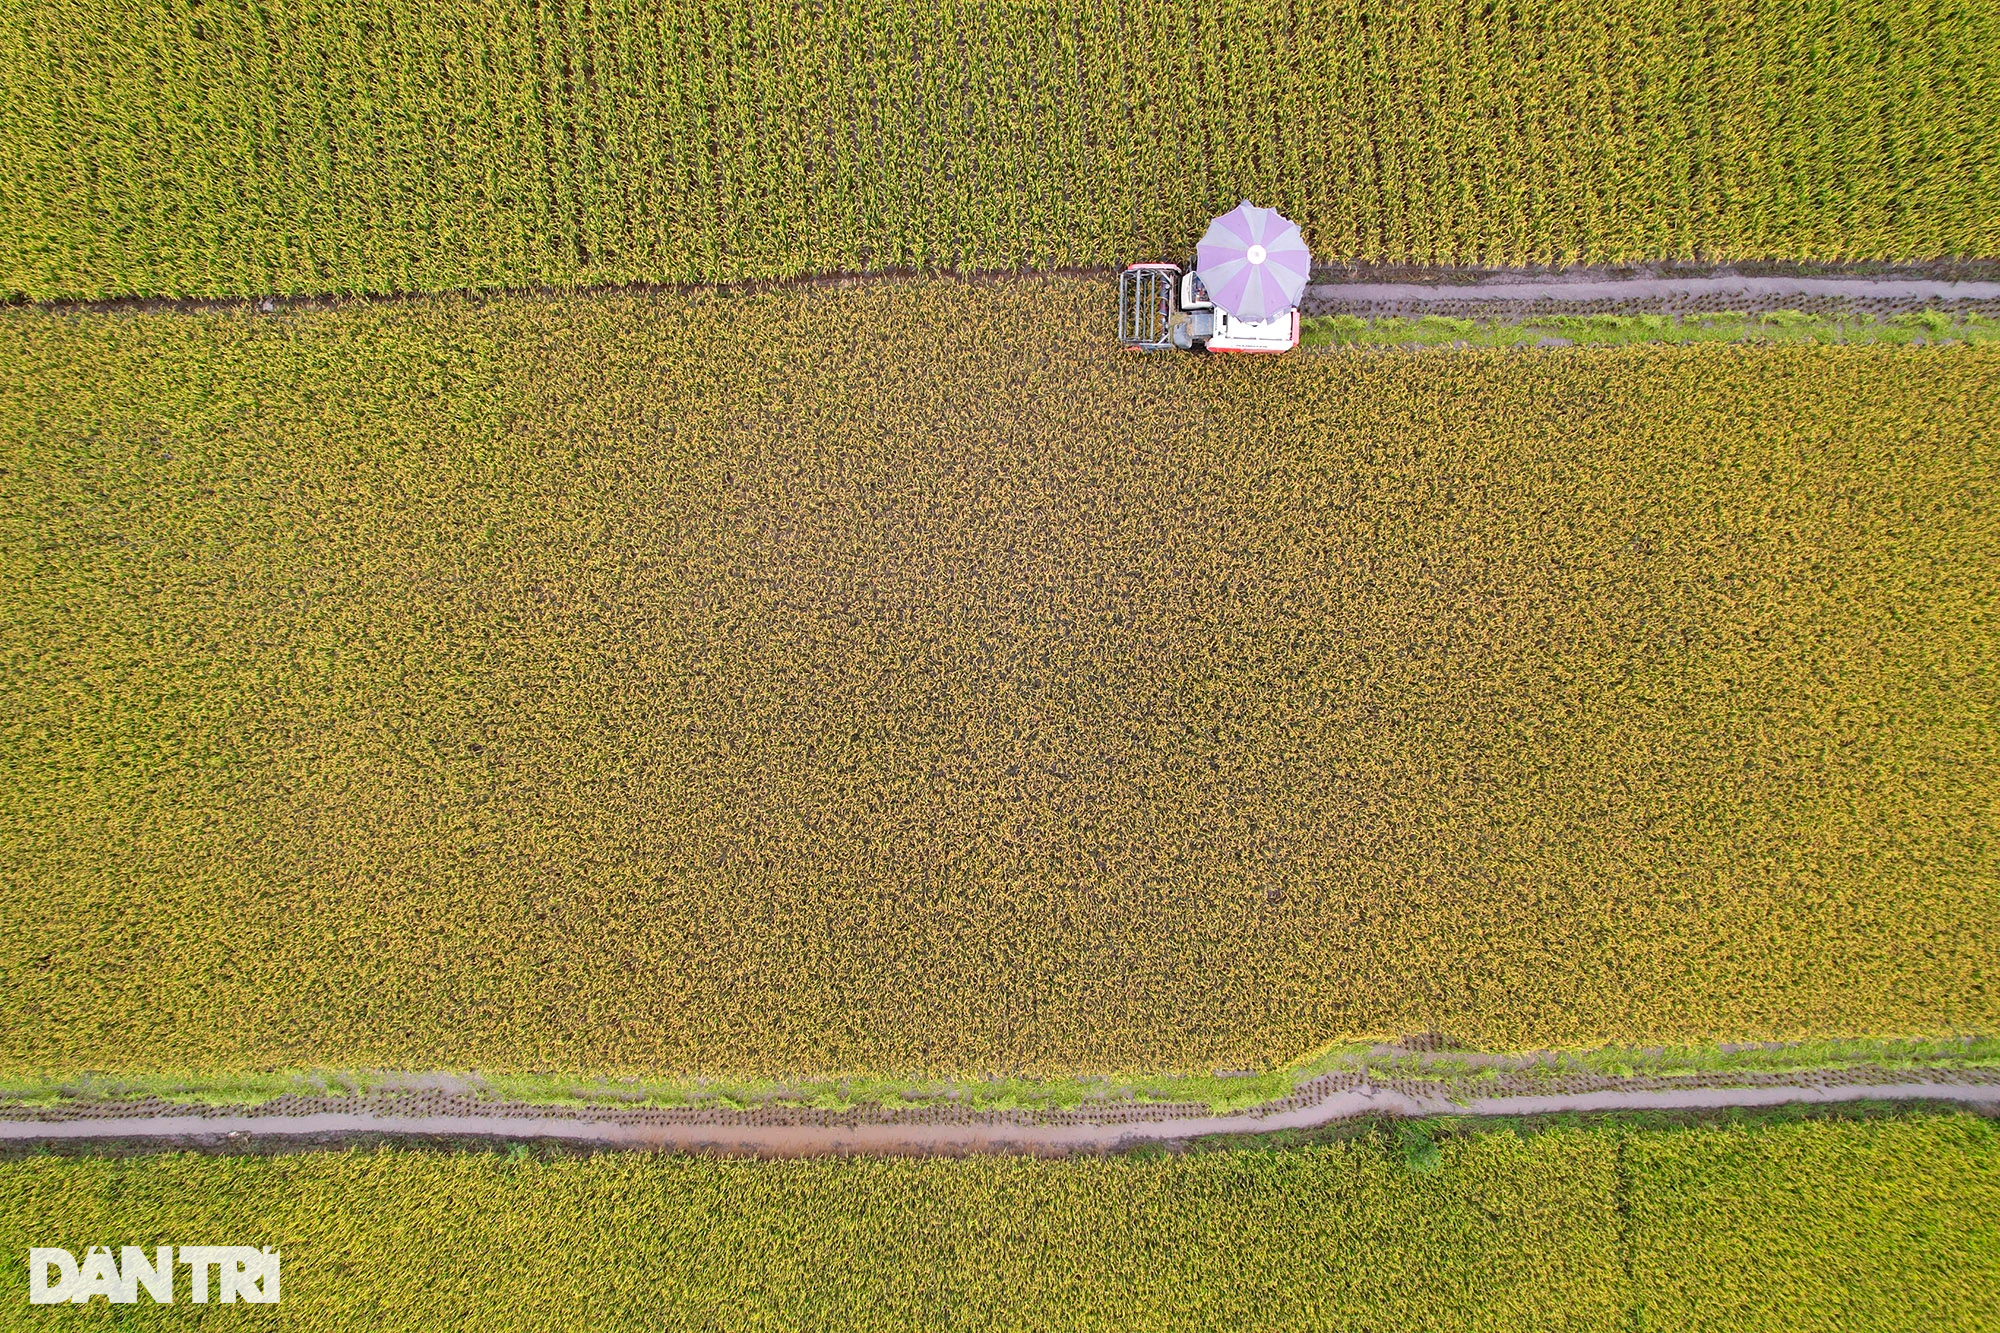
6 1075 1995 1157
1301 268 2000 319
28 260 2000 320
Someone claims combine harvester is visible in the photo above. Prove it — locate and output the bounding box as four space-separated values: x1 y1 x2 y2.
1118 201 1309 353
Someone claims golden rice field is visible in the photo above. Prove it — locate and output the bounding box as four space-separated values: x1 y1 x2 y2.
3 0 1998 299
1 276 1996 1080
2 1114 1995 1330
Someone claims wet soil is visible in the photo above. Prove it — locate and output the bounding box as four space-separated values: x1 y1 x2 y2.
5 1071 1994 1157
16 259 2000 320
1301 265 2000 320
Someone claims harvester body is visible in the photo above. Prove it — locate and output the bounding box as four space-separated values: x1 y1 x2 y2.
1116 262 1300 354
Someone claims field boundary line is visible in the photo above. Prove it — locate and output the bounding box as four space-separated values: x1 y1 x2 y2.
4 1073 1996 1155
1305 275 2000 306
11 264 2000 319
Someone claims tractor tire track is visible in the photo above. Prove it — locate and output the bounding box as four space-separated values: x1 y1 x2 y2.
1302 270 2000 319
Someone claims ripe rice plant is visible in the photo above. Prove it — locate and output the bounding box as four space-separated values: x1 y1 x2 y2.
2 276 1993 1081
1626 1114 2000 1332
0 1115 1992 1329
2 0 1996 300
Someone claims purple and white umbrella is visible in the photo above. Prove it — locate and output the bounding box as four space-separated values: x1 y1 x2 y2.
1194 202 1311 322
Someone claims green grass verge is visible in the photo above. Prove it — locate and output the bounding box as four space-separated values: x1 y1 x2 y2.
1 1114 1994 1330
4 0 1998 299
1177 1096 2000 1156
3 277 1997 1081
1302 310 2000 350
4 1035 1997 1116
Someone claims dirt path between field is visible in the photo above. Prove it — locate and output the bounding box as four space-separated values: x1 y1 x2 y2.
26 260 2000 319
1301 269 2000 318
5 1075 1994 1156
1307 274 2000 304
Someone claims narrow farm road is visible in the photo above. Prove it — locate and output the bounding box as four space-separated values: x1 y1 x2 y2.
1303 270 2000 313
5 1078 1995 1156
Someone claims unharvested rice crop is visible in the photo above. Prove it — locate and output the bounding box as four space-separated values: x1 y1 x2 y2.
1 276 1996 1080
0 1115 1993 1330
3 0 1998 300
1625 1113 2000 1333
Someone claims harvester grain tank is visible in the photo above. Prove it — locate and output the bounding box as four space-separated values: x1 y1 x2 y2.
1117 202 1309 353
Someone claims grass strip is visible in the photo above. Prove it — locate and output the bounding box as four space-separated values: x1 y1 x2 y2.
5 1035 1997 1116
1302 309 2000 350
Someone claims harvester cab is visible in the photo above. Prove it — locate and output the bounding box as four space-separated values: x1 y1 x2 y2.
1117 264 1301 353
1116 202 1308 354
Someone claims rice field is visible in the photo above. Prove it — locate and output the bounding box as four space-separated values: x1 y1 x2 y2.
1 1113 1993 1330
1625 1114 2000 1332
4 3 1994 1322
2 276 1994 1081
3 0 1997 300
